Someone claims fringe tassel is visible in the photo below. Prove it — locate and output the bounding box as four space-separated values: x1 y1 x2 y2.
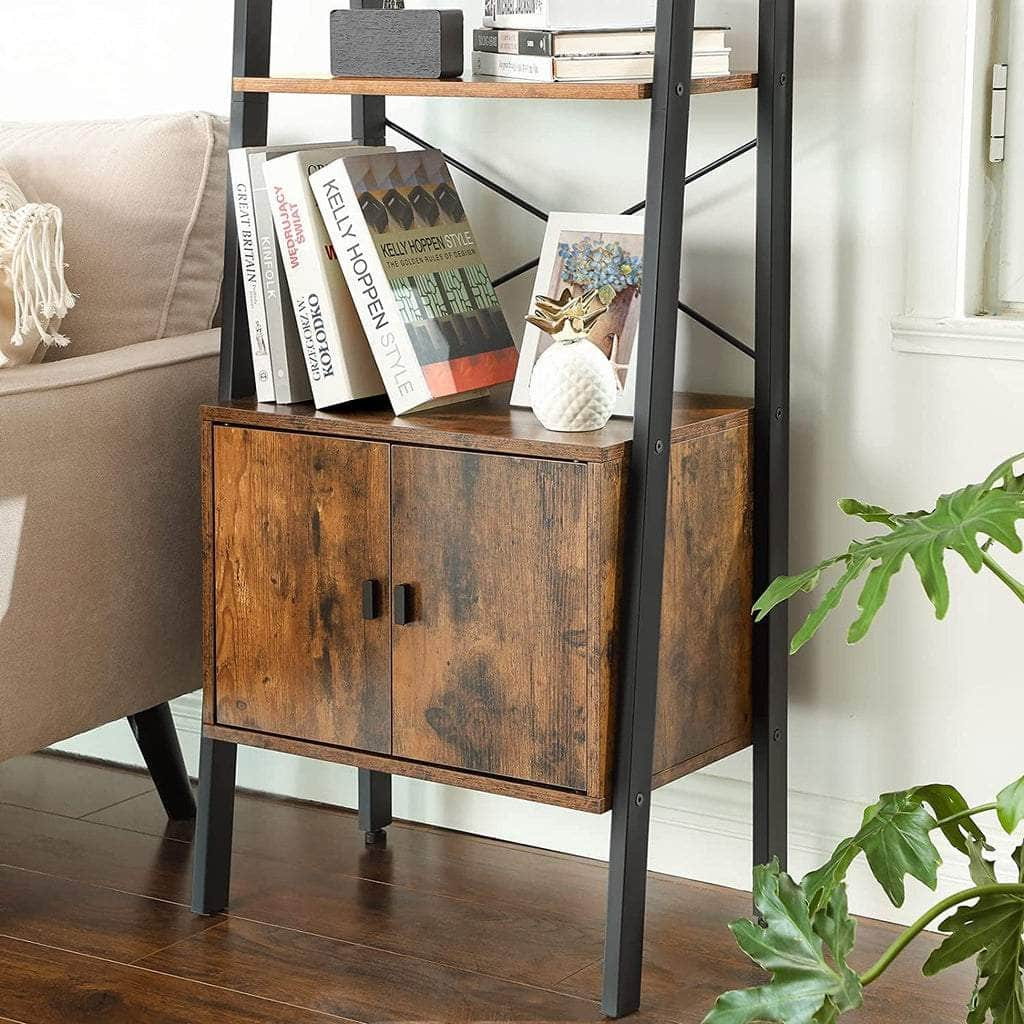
0 166 75 353
1 202 76 351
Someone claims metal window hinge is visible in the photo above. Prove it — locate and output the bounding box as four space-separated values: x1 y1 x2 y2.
992 64 1009 163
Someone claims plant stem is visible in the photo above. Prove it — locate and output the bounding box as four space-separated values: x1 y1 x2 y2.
981 552 1024 603
859 883 1024 987
933 803 997 830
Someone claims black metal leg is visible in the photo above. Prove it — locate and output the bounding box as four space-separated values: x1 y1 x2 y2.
127 703 195 822
752 0 795 875
352 0 387 146
602 0 697 1017
191 737 237 915
221 0 273 403
358 768 392 844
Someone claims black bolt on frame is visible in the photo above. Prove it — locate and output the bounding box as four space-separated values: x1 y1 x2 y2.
197 0 793 1010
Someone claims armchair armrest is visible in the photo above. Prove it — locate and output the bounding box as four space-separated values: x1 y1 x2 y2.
0 329 220 398
0 328 221 759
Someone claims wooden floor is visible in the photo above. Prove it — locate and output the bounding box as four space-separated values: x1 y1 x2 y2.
0 753 973 1023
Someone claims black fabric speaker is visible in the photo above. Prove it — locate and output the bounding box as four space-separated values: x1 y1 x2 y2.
330 9 465 80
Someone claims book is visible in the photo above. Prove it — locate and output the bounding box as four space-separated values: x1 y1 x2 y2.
472 26 727 57
263 145 388 410
228 147 275 402
473 49 730 81
248 149 313 404
309 148 518 416
483 0 656 31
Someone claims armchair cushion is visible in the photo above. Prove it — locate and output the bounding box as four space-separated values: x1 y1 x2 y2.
0 114 227 360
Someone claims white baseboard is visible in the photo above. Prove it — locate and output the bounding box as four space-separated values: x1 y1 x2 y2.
892 312 1024 361
52 691 992 929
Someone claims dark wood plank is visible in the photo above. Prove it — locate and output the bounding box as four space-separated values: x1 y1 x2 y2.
0 936 350 1024
391 446 589 790
558 880 976 1023
0 799 601 988
3 758 979 1024
0 753 153 818
227 849 604 987
88 786 614 917
141 917 671 1023
0 865 218 962
203 389 753 464
212 427 391 753
653 422 754 782
0 803 192 904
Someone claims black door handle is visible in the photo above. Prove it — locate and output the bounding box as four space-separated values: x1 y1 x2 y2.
393 584 414 626
362 580 380 621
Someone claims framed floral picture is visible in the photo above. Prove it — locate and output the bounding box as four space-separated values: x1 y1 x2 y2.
510 212 645 418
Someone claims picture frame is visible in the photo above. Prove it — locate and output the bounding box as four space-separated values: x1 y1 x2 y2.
510 212 645 418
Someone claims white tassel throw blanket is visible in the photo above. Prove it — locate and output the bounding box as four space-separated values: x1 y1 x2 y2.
0 165 75 367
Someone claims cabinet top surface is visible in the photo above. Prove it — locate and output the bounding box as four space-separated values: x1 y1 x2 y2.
203 388 752 462
233 73 757 102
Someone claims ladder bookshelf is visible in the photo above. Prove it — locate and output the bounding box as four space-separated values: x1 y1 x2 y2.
194 0 793 1018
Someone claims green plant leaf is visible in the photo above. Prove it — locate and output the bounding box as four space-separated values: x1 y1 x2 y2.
916 784 988 855
754 454 1024 650
837 499 898 526
998 776 1024 835
965 835 1000 887
802 790 941 913
789 557 869 654
753 557 845 624
922 886 1024 1024
702 862 863 1024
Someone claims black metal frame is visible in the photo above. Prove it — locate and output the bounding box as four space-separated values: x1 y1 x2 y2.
194 0 794 1011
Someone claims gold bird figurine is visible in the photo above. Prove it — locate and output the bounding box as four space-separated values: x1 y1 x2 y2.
527 287 610 341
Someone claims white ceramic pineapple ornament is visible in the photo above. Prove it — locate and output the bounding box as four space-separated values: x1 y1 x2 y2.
527 288 618 432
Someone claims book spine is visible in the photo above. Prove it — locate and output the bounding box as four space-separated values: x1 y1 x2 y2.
482 0 546 30
262 155 361 410
228 148 275 402
249 153 312 405
473 28 552 55
483 0 657 30
472 50 554 82
310 166 432 416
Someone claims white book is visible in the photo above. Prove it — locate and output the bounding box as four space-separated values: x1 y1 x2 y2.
228 148 275 402
248 149 312 404
263 146 388 409
310 148 519 416
310 164 430 415
473 49 730 81
483 0 656 31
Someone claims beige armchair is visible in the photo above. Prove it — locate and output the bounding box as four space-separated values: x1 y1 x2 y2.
0 113 227 818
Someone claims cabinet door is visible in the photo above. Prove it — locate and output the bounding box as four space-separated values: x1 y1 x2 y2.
391 446 588 790
213 426 391 753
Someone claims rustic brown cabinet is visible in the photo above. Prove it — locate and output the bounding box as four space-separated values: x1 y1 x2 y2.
202 391 754 813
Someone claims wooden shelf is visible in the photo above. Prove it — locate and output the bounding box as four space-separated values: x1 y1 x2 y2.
233 72 757 102
203 387 752 464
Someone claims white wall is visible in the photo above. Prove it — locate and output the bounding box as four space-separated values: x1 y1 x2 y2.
6 0 1024 928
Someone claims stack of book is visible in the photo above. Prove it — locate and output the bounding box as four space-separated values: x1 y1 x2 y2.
472 1 731 83
228 143 518 414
